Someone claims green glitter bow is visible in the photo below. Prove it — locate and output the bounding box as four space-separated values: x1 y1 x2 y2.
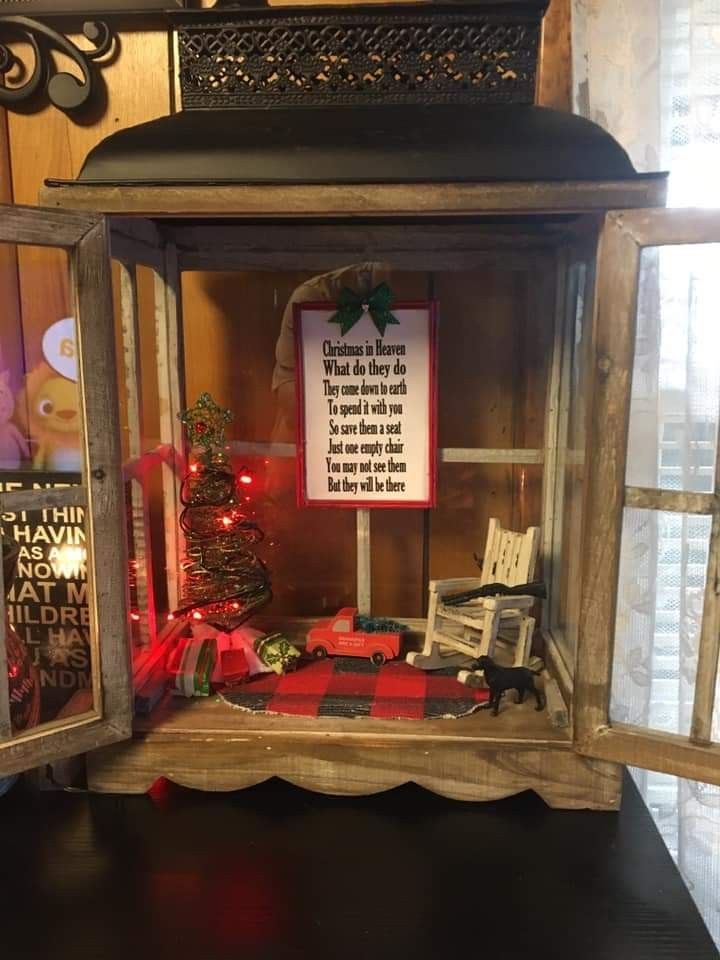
329 283 399 337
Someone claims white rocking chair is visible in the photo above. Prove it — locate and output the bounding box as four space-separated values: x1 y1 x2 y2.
406 518 541 673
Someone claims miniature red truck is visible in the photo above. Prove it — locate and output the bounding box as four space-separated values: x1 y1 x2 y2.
306 607 401 666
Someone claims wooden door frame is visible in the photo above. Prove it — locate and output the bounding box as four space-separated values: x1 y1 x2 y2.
0 203 131 777
575 208 720 785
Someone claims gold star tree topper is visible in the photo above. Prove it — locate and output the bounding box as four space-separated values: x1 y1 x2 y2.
178 392 233 453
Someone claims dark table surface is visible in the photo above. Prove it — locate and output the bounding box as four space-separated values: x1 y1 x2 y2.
0 771 717 960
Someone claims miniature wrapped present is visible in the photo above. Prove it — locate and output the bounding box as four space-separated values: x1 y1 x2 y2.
231 625 274 676
188 623 228 685
253 633 301 675
167 633 215 698
220 648 250 686
189 623 271 683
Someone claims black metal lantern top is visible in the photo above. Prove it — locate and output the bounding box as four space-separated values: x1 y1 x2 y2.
63 103 641 186
175 2 547 111
38 0 654 189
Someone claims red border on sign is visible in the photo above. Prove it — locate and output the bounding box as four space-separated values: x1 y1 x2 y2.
295 300 438 509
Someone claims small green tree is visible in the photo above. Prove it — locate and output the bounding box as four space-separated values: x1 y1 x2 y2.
172 393 271 627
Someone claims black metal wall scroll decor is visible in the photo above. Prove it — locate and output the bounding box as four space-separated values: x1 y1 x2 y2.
0 16 115 113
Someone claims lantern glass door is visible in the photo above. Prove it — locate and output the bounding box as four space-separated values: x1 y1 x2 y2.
546 250 595 680
0 204 131 778
576 210 720 786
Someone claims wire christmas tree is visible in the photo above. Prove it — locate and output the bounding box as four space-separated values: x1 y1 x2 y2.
171 393 272 628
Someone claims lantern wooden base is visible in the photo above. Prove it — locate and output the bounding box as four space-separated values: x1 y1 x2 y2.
85 693 621 809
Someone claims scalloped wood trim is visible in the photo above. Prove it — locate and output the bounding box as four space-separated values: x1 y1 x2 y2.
86 738 621 809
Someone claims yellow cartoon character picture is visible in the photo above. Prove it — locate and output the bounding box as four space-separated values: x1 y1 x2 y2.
18 362 82 472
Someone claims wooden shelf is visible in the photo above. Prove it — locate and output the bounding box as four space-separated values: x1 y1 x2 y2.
40 178 668 220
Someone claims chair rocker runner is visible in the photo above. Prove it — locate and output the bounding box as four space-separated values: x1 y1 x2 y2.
407 518 541 676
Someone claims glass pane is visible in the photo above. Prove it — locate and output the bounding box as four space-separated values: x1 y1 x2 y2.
112 262 164 456
181 267 430 446
0 244 82 477
3 475 95 737
429 461 544 587
371 461 542 623
626 245 720 493
181 264 553 451
124 468 167 651
433 266 552 449
175 261 551 627
611 507 710 736
553 261 592 668
230 453 355 617
112 261 168 650
0 241 96 744
370 507 425 619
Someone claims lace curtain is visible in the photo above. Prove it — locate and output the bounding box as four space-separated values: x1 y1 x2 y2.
573 0 720 945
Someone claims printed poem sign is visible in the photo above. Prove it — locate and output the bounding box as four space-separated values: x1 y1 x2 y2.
1 472 90 723
296 302 437 507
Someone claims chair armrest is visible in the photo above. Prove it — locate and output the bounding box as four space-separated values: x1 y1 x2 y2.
429 578 484 596
483 595 536 611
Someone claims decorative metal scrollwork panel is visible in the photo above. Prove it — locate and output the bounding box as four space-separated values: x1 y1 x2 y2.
178 11 540 109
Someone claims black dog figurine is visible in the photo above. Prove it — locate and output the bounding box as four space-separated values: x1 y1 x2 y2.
471 655 545 716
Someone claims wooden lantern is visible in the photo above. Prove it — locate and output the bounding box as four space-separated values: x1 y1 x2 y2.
0 1 717 808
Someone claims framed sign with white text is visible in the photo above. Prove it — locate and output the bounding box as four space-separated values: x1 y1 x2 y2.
295 300 438 509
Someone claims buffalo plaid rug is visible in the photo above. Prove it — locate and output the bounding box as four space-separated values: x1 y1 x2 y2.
219 655 490 720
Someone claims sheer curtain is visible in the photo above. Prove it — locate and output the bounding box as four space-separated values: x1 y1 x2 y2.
573 0 720 946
